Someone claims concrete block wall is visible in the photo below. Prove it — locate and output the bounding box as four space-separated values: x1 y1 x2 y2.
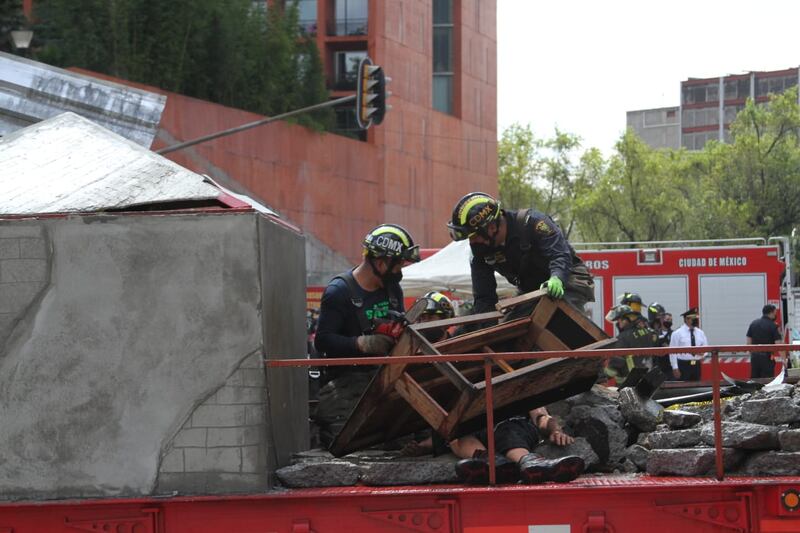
157 351 269 494
0 225 50 348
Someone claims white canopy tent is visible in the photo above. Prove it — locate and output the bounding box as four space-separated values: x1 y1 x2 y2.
400 240 517 299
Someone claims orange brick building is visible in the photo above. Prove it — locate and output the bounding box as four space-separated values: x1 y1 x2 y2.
50 0 498 283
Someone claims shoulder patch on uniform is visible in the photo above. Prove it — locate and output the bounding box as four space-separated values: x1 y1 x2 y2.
535 220 554 235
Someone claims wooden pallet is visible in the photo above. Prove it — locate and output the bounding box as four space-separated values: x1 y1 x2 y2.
329 289 609 457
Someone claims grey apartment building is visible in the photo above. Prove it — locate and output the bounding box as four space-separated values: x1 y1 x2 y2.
628 67 800 150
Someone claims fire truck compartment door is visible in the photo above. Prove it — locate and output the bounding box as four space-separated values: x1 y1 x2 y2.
587 276 603 329
700 273 766 347
612 275 688 322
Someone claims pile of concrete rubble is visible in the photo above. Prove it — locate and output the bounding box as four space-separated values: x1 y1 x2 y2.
277 382 800 488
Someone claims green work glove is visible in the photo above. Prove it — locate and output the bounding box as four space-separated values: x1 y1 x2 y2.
541 276 564 299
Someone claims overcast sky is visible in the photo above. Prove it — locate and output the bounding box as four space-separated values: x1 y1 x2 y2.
497 0 800 153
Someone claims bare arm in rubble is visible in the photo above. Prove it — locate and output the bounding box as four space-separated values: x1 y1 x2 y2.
530 407 574 447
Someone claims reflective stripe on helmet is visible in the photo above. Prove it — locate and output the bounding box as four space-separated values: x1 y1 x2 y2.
371 225 411 247
458 195 494 227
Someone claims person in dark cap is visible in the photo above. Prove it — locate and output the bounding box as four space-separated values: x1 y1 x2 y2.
746 304 783 378
668 307 708 380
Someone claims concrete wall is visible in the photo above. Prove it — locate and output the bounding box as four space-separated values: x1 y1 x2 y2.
627 107 681 149
0 211 307 499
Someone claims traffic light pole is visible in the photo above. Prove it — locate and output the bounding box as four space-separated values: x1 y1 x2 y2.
156 94 356 155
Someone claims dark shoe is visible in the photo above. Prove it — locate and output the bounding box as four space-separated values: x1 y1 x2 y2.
455 456 489 484
518 453 585 484
455 450 519 484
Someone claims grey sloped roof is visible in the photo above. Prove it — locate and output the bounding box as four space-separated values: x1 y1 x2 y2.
0 52 165 147
0 112 222 215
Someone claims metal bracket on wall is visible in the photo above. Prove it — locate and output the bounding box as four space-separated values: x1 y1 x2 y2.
656 494 751 531
361 500 456 533
65 508 161 533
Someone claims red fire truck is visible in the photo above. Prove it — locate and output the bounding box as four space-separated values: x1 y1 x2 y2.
576 237 797 380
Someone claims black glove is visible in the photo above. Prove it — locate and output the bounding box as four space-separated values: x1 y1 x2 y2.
357 334 395 355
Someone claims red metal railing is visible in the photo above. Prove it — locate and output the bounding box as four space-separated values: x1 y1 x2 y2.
268 343 797 484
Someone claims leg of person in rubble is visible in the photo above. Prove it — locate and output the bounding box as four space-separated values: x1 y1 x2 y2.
454 410 585 485
313 371 374 448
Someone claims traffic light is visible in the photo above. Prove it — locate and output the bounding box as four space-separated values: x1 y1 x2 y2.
356 56 390 129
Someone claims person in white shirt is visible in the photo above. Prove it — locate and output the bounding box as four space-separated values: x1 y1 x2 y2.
669 307 708 381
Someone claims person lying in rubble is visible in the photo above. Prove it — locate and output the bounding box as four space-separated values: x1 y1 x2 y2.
403 406 585 485
313 224 420 448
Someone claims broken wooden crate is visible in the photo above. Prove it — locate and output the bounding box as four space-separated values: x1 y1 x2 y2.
329 289 610 457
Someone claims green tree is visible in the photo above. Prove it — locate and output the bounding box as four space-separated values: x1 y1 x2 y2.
497 123 543 210
33 0 331 130
573 130 696 243
707 87 800 238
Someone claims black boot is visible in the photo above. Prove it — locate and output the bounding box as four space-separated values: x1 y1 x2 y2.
518 453 585 484
455 450 519 484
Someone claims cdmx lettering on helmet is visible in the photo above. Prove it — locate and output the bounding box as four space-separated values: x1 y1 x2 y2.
374 235 404 253
468 204 494 228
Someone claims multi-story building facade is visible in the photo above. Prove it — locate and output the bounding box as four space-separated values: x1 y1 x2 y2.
629 67 800 150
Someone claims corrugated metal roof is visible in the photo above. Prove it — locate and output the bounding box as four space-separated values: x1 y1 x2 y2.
0 112 223 215
0 52 165 147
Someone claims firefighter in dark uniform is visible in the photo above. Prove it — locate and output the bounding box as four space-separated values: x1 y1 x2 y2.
446 192 594 315
604 304 658 381
313 224 420 447
620 292 649 328
647 302 674 376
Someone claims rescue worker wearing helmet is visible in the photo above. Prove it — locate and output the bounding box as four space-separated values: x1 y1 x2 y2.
604 304 658 380
313 224 420 447
647 302 674 376
447 192 594 316
417 291 455 343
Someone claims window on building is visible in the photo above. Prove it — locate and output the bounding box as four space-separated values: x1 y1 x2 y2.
332 100 367 141
433 0 454 114
332 0 368 36
333 50 367 90
297 0 317 34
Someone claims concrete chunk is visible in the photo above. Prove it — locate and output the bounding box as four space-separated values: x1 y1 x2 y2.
740 397 800 426
741 452 800 476
618 387 663 432
625 444 649 471
567 404 627 465
700 421 779 450
359 456 459 486
643 428 702 449
646 448 744 476
276 461 360 488
778 429 800 452
663 409 703 429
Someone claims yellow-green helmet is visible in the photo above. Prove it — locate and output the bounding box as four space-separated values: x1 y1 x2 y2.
447 192 501 241
362 224 420 262
422 291 455 318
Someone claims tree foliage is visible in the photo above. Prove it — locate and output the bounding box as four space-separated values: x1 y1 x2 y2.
32 0 332 129
499 88 800 245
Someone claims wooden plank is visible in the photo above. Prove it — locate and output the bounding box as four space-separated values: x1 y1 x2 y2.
556 299 607 341
534 329 571 352
409 326 474 393
410 310 504 331
439 388 475 439
514 296 557 351
483 346 515 373
393 371 447 430
495 288 547 313
435 317 532 354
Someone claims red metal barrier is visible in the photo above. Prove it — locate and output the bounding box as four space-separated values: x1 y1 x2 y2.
269 343 796 484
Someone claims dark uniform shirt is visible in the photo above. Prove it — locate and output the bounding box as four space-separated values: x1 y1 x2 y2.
470 209 585 314
314 274 404 359
746 316 781 355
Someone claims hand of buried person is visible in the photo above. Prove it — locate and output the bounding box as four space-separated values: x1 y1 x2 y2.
549 429 574 447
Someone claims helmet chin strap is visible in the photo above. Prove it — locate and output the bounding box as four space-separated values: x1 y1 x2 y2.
368 256 383 281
